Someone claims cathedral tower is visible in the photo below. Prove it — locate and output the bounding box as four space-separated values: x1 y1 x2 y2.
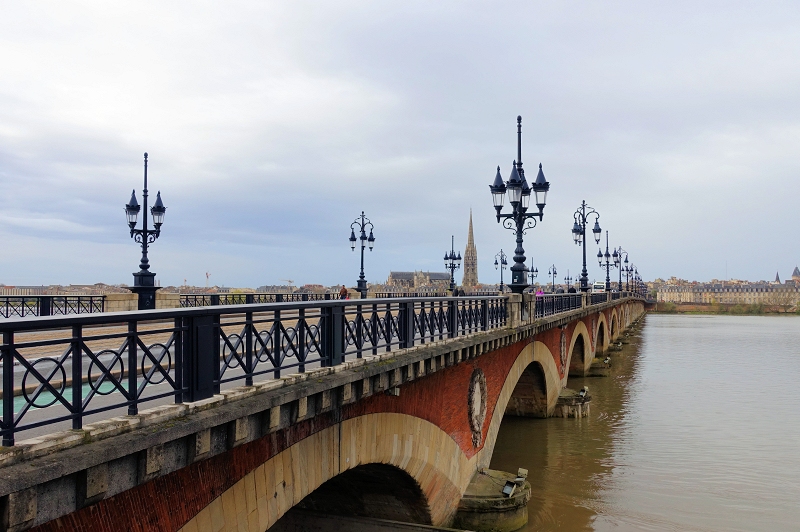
462 210 479 287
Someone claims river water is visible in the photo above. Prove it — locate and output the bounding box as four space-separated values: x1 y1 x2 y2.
490 314 800 531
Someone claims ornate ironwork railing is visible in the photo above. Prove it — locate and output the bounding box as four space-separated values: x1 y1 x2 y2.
0 296 105 319
590 293 607 305
369 292 448 298
0 292 647 446
534 293 583 318
180 293 331 307
0 295 506 446
465 291 500 296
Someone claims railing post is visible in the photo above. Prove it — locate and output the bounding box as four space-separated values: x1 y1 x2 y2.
71 325 82 430
298 307 307 372
481 300 489 331
447 299 457 338
399 301 415 349
173 318 183 403
127 321 138 415
182 315 216 402
40 296 52 317
210 294 220 306
272 309 282 377
245 311 254 386
2 331 14 446
245 294 254 305
321 304 344 366
371 303 378 356
276 294 284 303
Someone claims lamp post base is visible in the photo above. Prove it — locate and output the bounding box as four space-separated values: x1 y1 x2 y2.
356 279 367 299
131 271 160 310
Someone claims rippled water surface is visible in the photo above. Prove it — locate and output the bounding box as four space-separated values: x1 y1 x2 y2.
490 314 800 531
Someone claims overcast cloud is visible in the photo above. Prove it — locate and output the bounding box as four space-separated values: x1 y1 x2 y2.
1 1 799 288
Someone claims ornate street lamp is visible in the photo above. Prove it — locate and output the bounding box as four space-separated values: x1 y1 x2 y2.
125 153 166 310
548 265 558 293
624 260 634 292
489 116 550 294
444 235 462 293
615 247 628 292
564 271 574 291
571 201 602 292
349 211 375 298
597 231 616 292
528 257 538 286
635 269 644 296
494 249 508 293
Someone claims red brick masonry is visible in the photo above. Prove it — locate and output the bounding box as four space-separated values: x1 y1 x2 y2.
31 339 536 532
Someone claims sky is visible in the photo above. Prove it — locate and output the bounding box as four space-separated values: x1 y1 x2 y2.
1 1 800 288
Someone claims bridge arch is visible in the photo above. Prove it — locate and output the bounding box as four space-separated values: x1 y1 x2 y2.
567 321 592 378
177 413 470 532
273 463 432 527
595 312 609 354
481 341 560 469
610 309 619 341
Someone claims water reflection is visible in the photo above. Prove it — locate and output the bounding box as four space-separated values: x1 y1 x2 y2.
490 315 800 531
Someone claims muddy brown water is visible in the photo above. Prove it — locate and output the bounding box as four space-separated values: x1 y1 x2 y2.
490 314 800 531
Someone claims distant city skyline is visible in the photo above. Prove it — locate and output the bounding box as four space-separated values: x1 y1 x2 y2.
2 2 800 288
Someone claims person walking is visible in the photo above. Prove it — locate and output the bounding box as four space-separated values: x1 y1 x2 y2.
339 285 348 300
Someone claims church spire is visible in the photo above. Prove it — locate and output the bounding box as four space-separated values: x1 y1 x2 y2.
462 209 479 288
467 209 475 247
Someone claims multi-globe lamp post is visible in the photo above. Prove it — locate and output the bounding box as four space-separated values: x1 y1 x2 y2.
528 257 538 286
494 249 508 293
444 236 462 292
489 116 550 294
349 211 375 299
548 265 558 293
125 153 167 310
615 247 628 292
564 271 574 291
597 231 617 291
571 201 602 292
624 260 634 292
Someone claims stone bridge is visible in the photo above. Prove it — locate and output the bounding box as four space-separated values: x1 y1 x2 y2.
0 294 645 532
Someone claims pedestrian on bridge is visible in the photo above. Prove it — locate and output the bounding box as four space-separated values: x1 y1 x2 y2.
339 285 348 300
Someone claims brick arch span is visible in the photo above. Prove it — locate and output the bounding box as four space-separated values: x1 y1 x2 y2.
609 308 619 341
479 341 561 469
176 338 558 532
567 320 592 378
276 463 433 526
177 413 472 532
501 341 561 420
595 311 609 354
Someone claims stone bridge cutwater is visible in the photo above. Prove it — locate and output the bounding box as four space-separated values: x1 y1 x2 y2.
0 292 646 532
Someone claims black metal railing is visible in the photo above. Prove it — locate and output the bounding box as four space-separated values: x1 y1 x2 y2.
180 293 332 307
590 293 607 305
369 292 448 298
534 293 583 318
0 296 105 319
0 295 506 446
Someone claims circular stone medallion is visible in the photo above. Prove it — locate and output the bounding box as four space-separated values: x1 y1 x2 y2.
468 368 488 447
